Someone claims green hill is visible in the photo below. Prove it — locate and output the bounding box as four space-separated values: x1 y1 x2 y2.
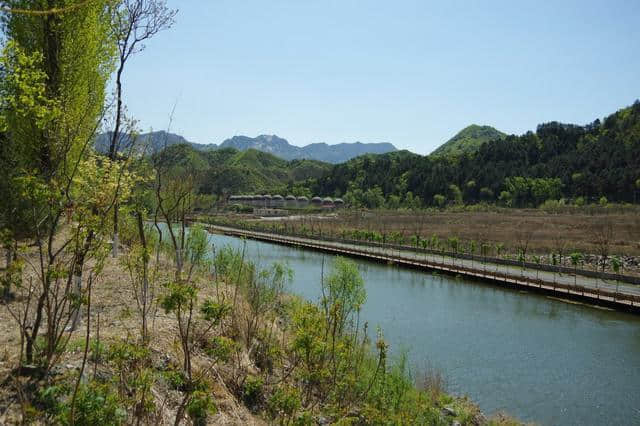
431 125 506 157
311 102 640 207
154 145 331 196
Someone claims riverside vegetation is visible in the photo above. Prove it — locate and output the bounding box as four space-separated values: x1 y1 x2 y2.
0 1 520 424
1 222 517 424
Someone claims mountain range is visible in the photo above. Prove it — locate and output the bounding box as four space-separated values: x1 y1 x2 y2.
94 132 397 164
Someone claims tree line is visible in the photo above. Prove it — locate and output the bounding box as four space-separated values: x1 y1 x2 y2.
310 102 640 208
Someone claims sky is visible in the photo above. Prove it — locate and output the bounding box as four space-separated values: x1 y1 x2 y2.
121 0 640 155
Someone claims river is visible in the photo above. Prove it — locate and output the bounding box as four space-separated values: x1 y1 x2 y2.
205 232 640 425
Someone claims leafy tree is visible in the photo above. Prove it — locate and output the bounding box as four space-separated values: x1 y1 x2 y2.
321 257 366 336
1 0 119 363
362 186 385 209
448 184 463 205
611 256 622 295
570 252 583 287
433 194 445 208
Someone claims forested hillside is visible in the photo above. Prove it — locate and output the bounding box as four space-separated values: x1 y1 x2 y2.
311 102 640 208
431 124 506 157
154 144 330 197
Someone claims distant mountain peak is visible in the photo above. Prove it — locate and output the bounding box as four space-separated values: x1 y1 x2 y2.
95 132 397 163
431 125 506 156
219 135 397 163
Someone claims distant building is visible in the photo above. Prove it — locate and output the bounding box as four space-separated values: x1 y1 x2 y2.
228 193 343 210
272 194 284 208
285 195 297 207
252 195 264 207
322 197 334 208
254 208 287 217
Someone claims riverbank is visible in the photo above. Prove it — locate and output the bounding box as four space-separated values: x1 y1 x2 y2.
201 230 640 425
0 228 520 425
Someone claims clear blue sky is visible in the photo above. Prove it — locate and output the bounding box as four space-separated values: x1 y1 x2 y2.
122 0 640 155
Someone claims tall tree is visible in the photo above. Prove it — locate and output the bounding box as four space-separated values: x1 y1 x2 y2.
1 0 118 359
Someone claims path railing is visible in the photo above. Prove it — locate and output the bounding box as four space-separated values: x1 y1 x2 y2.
203 223 640 311
195 217 639 285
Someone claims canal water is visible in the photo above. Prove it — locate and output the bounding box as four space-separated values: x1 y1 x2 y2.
205 232 640 425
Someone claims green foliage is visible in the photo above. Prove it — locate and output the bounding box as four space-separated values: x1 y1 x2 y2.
185 224 211 272
267 385 301 420
57 382 126 426
242 376 264 407
504 176 562 207
447 237 459 253
311 102 640 206
448 184 463 205
498 190 512 206
611 256 622 274
156 143 331 197
204 336 237 363
200 299 231 324
160 282 198 314
213 245 250 282
107 341 150 371
164 369 188 391
431 124 506 157
323 257 366 333
186 391 216 425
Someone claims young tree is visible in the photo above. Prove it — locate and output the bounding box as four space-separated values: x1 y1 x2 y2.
570 252 583 288
433 194 445 208
106 0 177 257
593 219 614 274
611 256 622 296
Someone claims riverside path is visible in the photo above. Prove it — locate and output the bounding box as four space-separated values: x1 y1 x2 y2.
203 224 640 312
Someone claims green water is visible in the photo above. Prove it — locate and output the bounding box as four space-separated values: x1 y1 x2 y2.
206 232 640 425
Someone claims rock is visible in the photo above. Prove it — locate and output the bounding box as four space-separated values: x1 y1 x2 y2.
443 406 456 417
452 421 461 426
316 416 331 425
347 409 361 417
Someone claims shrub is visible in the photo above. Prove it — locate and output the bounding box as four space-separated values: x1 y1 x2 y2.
58 382 126 426
186 390 216 425
267 385 301 420
163 369 187 391
204 336 236 363
107 341 150 369
242 376 264 408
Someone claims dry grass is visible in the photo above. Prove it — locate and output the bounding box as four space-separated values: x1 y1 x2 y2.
283 208 640 257
0 251 265 425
